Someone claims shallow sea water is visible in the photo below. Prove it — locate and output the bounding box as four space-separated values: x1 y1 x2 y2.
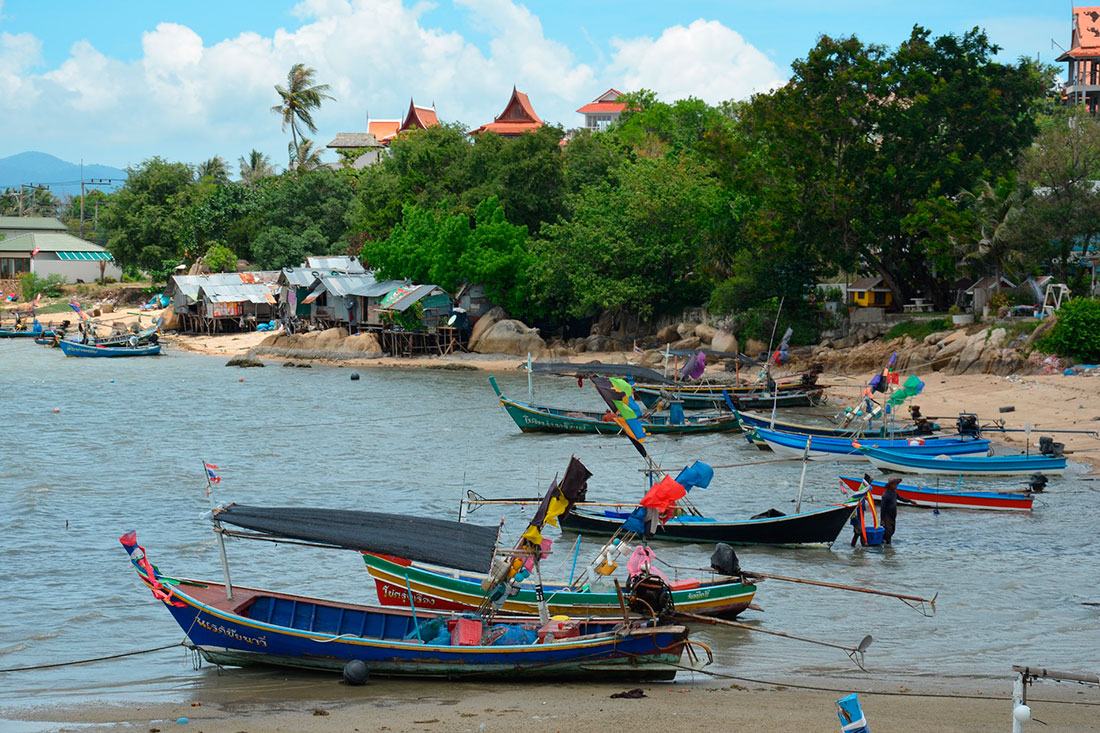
0 340 1097 708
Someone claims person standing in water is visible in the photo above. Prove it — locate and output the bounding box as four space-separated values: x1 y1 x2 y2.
880 477 913 545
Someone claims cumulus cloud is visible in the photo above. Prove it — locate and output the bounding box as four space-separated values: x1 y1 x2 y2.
1 1 785 167
609 19 786 103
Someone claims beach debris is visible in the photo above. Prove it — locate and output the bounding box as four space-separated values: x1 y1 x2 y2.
350 372 360 380
313 709 330 716
53 407 60 413
610 688 646 699
175 717 188 725
999 405 1015 413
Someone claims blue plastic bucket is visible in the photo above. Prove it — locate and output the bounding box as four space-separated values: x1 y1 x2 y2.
864 527 885 546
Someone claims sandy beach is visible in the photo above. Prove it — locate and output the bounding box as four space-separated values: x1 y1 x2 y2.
5 677 1098 732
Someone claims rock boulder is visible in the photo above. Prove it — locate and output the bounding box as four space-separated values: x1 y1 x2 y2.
656 325 679 344
694 324 716 343
711 329 738 354
471 319 546 356
468 306 508 352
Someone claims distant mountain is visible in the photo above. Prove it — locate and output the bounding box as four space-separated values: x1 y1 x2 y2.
0 152 127 198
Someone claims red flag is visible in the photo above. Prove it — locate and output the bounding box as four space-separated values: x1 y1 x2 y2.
31 246 40 256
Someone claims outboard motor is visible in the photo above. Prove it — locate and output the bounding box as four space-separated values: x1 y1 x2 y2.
710 543 741 576
627 573 675 619
1038 437 1064 458
1027 473 1048 493
956 412 982 439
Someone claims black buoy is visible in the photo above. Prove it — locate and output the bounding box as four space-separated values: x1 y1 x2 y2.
350 372 360 381
343 659 369 685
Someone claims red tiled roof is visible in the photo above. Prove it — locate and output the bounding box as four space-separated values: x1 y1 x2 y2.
368 120 400 142
469 87 543 136
400 100 440 133
1058 45 1100 60
1073 6 1100 48
576 101 627 113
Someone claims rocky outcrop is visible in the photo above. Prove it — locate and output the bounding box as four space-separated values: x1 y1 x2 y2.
226 354 264 367
810 325 1035 376
694 324 716 343
468 306 508 351
670 336 702 351
470 319 547 356
676 322 699 339
656 325 679 344
710 329 738 354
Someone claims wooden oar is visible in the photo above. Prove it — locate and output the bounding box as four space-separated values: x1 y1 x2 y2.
675 611 872 669
747 572 937 616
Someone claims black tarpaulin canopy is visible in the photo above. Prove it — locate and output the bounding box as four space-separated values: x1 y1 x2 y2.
528 362 676 384
213 504 498 573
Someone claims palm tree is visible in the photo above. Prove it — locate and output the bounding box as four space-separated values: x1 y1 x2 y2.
956 179 1026 283
238 149 276 186
271 63 334 167
197 156 230 184
288 138 324 173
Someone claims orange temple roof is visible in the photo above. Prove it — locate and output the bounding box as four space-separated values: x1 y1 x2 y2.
1059 7 1100 60
399 100 440 133
576 88 626 114
469 87 544 136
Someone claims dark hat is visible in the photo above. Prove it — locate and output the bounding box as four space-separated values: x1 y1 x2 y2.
885 477 901 489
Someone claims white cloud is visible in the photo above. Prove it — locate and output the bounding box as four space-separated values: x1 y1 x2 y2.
609 19 786 103
0 2 785 167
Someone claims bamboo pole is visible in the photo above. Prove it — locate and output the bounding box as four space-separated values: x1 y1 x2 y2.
748 572 936 612
676 611 872 668
1011 665 1100 685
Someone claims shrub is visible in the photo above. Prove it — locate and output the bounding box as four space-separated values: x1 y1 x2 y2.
1037 297 1100 362
882 318 951 341
947 305 962 315
19 272 66 298
204 244 236 273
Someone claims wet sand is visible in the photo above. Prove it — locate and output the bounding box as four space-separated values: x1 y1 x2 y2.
5 678 1098 732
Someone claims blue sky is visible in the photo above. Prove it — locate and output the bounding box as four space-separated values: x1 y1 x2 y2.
0 0 1070 174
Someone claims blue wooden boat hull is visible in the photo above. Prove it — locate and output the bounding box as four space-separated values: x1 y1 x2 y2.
753 426 990 462
0 329 53 338
129 566 693 680
58 340 161 357
859 447 1067 476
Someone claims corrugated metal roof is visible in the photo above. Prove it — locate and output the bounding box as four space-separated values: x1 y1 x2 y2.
386 283 447 312
199 282 278 304
171 272 279 300
306 256 365 272
281 267 320 287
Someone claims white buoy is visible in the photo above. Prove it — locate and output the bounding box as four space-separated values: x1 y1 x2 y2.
1013 704 1031 723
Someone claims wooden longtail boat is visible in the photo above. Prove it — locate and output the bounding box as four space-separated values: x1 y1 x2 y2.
634 383 824 410
363 552 756 618
559 498 861 547
837 475 1034 511
858 446 1067 477
751 426 990 462
734 409 937 440
121 538 699 680
0 328 54 338
489 377 741 436
58 340 161 357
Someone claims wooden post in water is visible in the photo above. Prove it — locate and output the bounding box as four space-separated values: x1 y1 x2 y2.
796 436 811 513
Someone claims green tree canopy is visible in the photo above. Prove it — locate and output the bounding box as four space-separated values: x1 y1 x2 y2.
101 157 198 271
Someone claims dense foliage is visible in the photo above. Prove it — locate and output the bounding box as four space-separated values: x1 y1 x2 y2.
1038 298 1100 363
86 29 1097 344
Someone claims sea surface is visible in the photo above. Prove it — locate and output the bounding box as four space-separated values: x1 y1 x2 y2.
0 340 1097 709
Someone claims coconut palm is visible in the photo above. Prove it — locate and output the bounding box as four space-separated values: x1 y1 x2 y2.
197 156 230 184
288 138 324 173
238 150 276 186
271 63 334 167
955 179 1026 283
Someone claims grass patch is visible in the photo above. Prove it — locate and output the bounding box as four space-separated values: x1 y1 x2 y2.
882 318 951 341
1001 320 1040 342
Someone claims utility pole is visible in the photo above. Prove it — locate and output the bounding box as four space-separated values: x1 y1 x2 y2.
80 160 85 238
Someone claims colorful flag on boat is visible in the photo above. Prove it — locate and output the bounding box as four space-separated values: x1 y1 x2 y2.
591 375 647 457
887 374 925 406
32 293 41 309
204 462 221 484
521 456 591 545
633 340 644 355
69 302 90 321
679 351 706 380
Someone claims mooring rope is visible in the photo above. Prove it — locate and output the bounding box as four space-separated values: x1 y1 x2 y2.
0 642 185 673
